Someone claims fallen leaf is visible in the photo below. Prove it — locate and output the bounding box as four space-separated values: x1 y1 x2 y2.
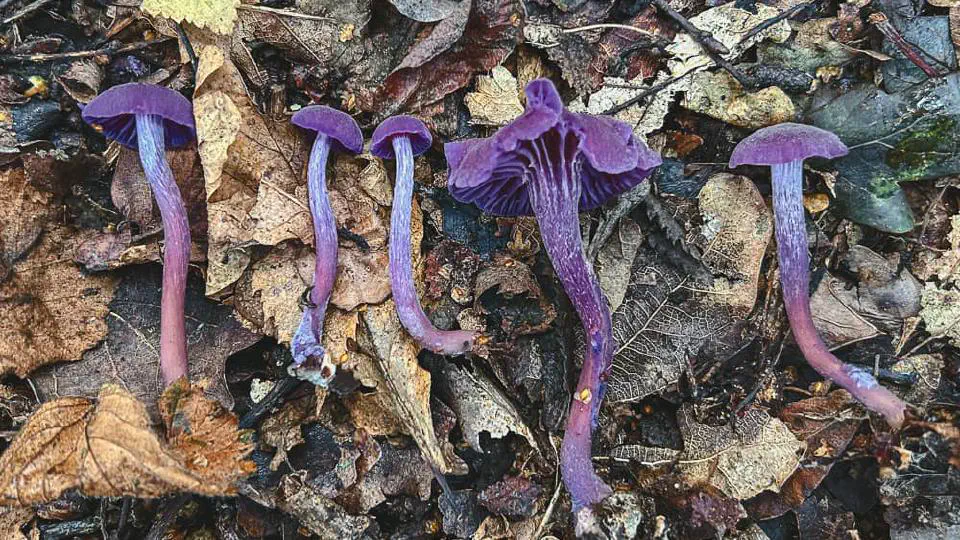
757 18 855 72
142 0 239 35
0 227 115 378
259 400 309 471
919 284 960 346
388 0 462 22
440 489 487 538
56 59 102 104
571 73 677 143
357 301 450 472
809 273 880 348
614 406 804 500
0 507 33 539
0 167 52 276
193 43 311 296
375 0 522 115
233 242 314 344
336 436 435 513
666 2 793 77
0 385 231 505
465 66 524 126
608 174 772 403
394 1 472 71
682 70 797 129
437 361 538 452
32 267 259 422
159 379 255 491
277 474 377 538
478 475 541 517
745 391 863 519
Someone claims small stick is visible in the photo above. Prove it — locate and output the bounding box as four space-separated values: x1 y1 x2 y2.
649 0 729 55
739 1 816 44
1 0 53 26
0 38 173 64
172 21 198 81
868 12 941 78
600 67 701 115
238 376 303 429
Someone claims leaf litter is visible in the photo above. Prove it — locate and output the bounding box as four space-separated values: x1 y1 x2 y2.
2 0 960 537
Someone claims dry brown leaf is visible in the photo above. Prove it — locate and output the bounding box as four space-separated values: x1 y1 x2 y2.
56 59 102 104
913 214 960 284
0 227 116 378
260 400 310 471
142 0 239 35
465 66 524 126
809 273 880 348
0 167 52 275
597 217 644 312
159 379 255 490
438 362 538 453
193 43 311 296
357 300 450 473
0 385 233 506
234 242 314 343
32 267 259 421
0 507 34 539
613 407 803 500
278 474 377 538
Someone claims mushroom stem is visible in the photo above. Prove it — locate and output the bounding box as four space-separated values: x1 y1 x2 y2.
771 160 907 428
291 134 337 373
389 136 477 355
526 135 613 510
136 113 190 385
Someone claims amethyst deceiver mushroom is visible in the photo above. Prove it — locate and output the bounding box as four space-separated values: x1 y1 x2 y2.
372 116 478 355
83 83 195 386
289 106 362 385
729 123 906 428
445 79 661 509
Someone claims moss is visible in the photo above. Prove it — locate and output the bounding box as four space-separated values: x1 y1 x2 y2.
885 117 957 178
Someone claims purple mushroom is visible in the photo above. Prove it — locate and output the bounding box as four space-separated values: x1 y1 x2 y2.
372 116 478 355
289 106 363 385
445 79 661 509
730 123 906 428
83 83 195 386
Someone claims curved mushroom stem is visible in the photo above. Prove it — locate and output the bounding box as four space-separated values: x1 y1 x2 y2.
772 160 907 428
136 114 190 386
525 133 613 510
290 134 338 385
389 136 477 355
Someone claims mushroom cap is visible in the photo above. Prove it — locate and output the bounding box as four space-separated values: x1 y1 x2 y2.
291 106 363 154
445 79 661 216
371 115 432 159
82 83 195 149
729 122 848 167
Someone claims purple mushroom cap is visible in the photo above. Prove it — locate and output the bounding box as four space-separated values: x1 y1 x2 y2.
729 122 848 167
292 106 363 154
371 115 432 158
82 83 195 149
446 79 661 216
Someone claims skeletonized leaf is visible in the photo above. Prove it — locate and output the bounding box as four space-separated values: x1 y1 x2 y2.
465 66 524 126
388 0 462 22
608 175 772 403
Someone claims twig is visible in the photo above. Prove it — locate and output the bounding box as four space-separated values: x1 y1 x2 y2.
868 12 941 78
0 0 20 11
172 21 198 82
601 67 701 115
144 495 190 540
236 4 333 21
0 38 173 64
649 0 728 55
739 1 816 45
1 0 52 26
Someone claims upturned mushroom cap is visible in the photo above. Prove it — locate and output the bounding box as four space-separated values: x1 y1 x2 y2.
445 79 662 216
729 123 848 167
82 83 195 149
292 106 363 154
371 115 432 159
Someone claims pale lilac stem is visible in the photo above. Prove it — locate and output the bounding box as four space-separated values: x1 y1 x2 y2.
136 114 190 386
526 135 613 509
389 136 476 355
291 135 337 373
772 160 907 428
